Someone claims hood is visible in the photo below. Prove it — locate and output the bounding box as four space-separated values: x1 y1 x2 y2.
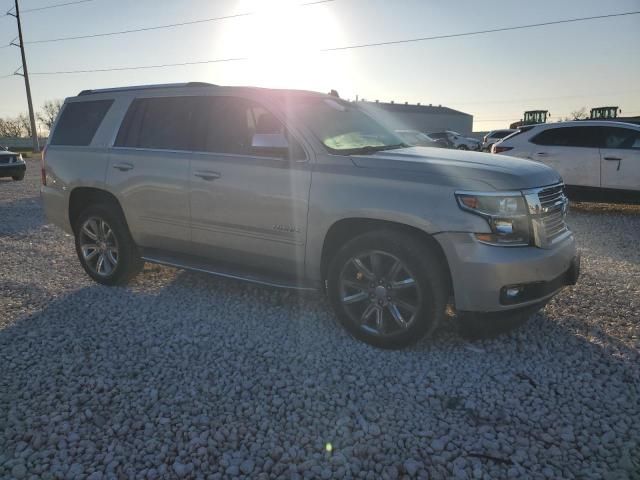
350 146 561 191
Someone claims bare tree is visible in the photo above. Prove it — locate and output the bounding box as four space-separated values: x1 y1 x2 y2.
0 117 25 137
17 113 32 137
37 99 63 135
569 107 588 120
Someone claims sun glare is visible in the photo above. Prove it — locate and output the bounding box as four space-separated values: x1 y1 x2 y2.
224 0 354 93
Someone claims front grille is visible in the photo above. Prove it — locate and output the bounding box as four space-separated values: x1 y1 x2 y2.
538 184 568 242
524 183 570 248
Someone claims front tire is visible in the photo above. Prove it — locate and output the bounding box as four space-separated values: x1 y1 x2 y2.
73 204 142 286
12 174 24 181
457 144 468 150
327 230 448 348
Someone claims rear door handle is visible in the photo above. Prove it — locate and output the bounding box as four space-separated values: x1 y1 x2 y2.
194 170 221 181
112 162 134 171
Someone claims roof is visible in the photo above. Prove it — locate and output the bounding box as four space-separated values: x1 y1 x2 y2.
358 100 471 117
76 82 327 98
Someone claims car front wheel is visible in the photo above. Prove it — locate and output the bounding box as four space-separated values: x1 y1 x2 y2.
327 230 448 348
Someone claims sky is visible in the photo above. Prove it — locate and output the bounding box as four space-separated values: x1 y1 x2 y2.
0 0 639 132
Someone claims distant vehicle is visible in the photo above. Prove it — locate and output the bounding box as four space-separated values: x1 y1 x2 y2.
482 129 516 152
429 131 481 151
590 106 619 120
394 129 448 148
41 82 579 348
0 147 26 181
492 120 640 204
510 110 549 129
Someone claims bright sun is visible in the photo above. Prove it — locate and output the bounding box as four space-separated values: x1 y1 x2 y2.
219 0 354 93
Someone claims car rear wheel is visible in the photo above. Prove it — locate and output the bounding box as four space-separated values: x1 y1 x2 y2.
457 144 468 150
327 230 448 348
12 174 24 181
74 205 142 286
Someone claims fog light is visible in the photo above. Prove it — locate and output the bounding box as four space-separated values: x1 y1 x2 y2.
505 287 522 298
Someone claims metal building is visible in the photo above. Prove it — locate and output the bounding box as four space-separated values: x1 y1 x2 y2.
357 100 474 135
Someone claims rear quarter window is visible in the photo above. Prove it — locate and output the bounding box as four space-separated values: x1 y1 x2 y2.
50 99 114 146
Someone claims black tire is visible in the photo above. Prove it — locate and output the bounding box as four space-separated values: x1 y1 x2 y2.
457 144 468 150
12 174 24 181
73 204 142 286
327 230 448 349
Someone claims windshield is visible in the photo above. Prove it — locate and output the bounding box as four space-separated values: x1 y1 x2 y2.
289 96 405 154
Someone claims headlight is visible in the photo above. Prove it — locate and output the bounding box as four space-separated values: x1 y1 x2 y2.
455 192 530 246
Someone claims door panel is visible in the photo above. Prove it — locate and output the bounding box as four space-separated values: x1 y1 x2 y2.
107 148 191 251
599 127 640 191
190 152 311 276
531 146 600 187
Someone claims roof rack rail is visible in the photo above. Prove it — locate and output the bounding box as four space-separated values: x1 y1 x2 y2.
77 82 217 96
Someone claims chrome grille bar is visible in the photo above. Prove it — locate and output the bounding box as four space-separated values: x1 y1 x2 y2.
523 183 570 248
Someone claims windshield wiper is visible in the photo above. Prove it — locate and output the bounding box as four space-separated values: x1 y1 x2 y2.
342 143 408 155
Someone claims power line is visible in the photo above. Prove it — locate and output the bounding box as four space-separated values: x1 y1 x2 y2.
21 0 94 13
320 11 640 52
25 0 338 44
25 10 640 76
31 56 250 75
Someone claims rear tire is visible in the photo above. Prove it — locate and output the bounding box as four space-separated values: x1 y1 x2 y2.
12 174 24 181
73 204 142 286
457 144 468 150
327 230 448 349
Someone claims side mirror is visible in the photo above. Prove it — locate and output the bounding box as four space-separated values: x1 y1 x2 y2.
251 133 289 158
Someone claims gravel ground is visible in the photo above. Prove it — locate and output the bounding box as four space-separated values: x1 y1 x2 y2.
1 159 639 480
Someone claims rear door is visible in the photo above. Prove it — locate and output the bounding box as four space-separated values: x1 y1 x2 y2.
529 126 601 187
107 96 195 252
188 96 312 277
599 126 640 192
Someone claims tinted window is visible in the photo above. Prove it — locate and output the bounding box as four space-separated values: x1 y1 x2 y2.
601 127 640 149
115 97 195 150
531 126 601 148
491 130 512 139
51 100 113 146
194 97 305 160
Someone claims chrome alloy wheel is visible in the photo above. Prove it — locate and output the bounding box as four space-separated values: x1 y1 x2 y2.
339 250 422 336
79 217 119 277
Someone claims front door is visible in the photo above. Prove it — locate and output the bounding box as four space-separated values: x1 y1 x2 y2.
189 96 312 279
599 126 640 192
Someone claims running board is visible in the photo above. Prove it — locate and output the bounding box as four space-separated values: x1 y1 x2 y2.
140 250 319 292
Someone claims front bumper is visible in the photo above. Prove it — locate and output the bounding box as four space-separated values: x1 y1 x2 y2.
435 231 578 312
0 162 26 178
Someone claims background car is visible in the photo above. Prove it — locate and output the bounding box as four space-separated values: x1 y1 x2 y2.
429 130 481 150
492 120 640 203
0 147 26 181
482 129 516 151
394 129 448 148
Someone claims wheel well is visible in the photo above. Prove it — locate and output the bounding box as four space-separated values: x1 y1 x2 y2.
68 187 126 233
320 218 452 291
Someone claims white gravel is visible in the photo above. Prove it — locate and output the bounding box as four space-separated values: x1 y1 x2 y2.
1 159 639 479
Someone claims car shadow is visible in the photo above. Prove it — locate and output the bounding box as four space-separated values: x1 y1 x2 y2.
1 268 638 477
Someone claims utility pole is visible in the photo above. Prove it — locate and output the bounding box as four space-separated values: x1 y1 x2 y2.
8 0 40 153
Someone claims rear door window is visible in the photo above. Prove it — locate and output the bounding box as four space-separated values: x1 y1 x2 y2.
50 99 113 146
531 126 601 148
115 97 195 150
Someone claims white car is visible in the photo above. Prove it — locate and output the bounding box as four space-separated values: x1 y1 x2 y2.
430 131 481 150
492 121 640 203
482 129 515 151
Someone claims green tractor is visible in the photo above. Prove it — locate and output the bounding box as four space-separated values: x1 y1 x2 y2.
590 106 620 119
510 110 549 129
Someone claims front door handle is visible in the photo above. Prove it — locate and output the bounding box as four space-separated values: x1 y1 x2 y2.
604 157 622 171
112 162 134 171
194 170 221 181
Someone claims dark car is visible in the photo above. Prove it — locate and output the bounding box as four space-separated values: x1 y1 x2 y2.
0 146 26 181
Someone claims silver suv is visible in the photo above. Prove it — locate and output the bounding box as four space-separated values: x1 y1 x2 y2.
41 83 580 348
